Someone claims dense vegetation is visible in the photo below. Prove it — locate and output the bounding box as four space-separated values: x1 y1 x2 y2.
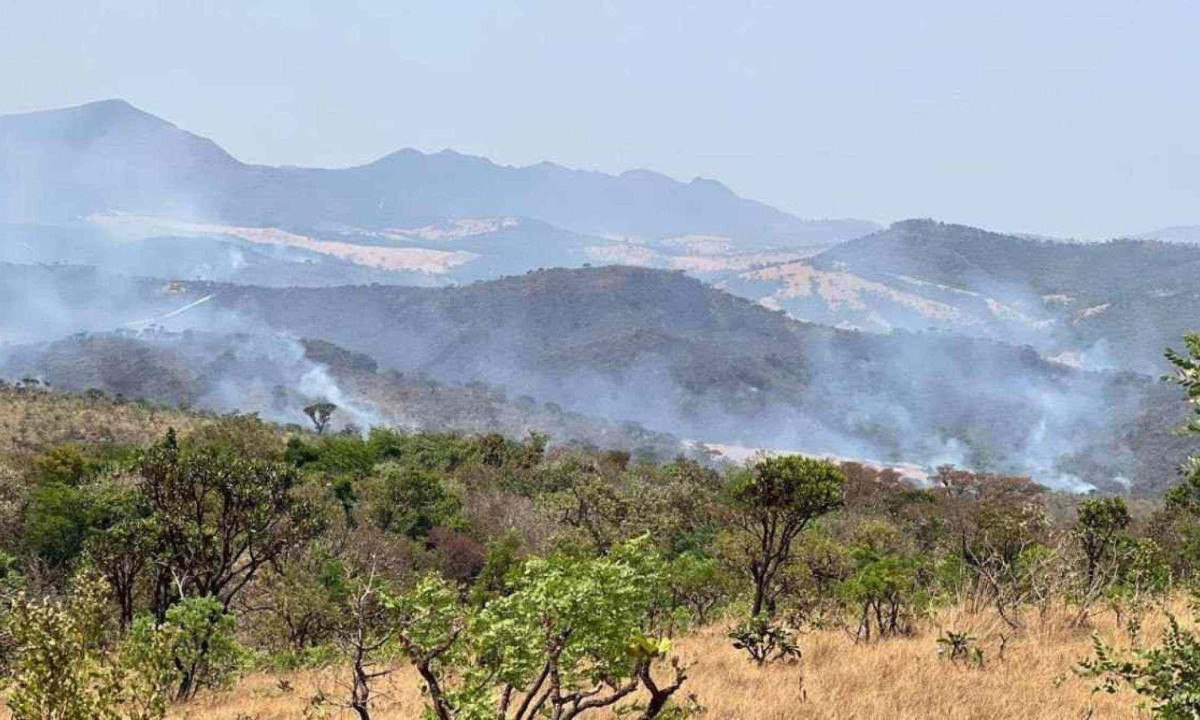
0 334 1198 718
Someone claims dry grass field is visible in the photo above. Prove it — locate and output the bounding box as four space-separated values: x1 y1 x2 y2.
0 387 207 455
169 604 1167 720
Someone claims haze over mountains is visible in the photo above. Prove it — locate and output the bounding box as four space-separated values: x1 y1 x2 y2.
0 99 875 285
1 99 1197 493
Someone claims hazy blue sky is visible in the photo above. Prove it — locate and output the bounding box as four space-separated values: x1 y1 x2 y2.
2 0 1198 238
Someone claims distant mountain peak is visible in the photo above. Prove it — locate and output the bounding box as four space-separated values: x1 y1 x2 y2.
1 98 167 129
619 168 671 182
0 100 878 242
889 218 940 231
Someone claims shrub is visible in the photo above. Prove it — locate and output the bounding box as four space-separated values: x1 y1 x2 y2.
728 617 802 667
1080 614 1200 718
5 573 176 720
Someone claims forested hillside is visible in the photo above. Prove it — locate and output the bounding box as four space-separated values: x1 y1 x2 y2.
725 219 1200 371
3 262 1190 492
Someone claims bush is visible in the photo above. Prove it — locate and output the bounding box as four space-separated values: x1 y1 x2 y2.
1081 614 1200 718
156 596 244 700
5 573 175 720
728 617 802 667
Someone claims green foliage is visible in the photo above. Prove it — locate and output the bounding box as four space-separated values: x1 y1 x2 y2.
841 541 927 640
1081 614 1200 718
729 456 845 521
729 455 845 618
728 617 801 667
23 473 141 568
1166 333 1200 435
1076 497 1132 583
154 596 244 699
470 531 523 605
368 463 462 539
5 573 174 720
134 437 322 609
387 538 687 720
668 551 732 626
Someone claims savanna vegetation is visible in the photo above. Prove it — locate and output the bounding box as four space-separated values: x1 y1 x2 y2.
0 336 1199 719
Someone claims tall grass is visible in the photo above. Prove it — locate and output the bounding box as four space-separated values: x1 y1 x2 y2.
160 602 1170 720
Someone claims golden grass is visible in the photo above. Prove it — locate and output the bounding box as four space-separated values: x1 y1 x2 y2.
169 603 1169 720
0 387 206 456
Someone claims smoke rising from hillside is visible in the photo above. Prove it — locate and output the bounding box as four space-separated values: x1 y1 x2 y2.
0 264 381 433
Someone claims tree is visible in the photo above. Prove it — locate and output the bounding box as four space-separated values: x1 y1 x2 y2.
1166 333 1200 435
84 517 158 629
1076 497 1131 589
155 596 243 701
386 539 690 720
668 551 732 626
933 466 1048 625
728 456 844 618
322 565 398 720
368 463 461 540
304 402 338 435
134 437 321 615
839 520 927 641
5 573 177 720
240 544 350 656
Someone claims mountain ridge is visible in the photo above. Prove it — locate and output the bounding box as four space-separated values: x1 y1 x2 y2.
0 99 878 244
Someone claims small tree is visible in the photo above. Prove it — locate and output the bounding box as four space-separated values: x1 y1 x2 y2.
134 438 321 614
668 552 733 626
304 402 338 435
157 596 243 701
386 539 690 720
728 456 844 618
1076 497 1131 588
1071 497 1132 625
331 566 398 720
5 573 177 720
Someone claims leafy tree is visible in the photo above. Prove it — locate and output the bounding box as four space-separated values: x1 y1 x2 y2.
470 531 524 605
5 573 176 720
1071 496 1133 623
386 539 689 720
304 402 338 435
1166 333 1200 434
84 516 158 629
134 436 322 614
838 520 928 640
368 463 461 540
667 551 732 626
154 596 243 700
842 548 926 641
727 456 844 618
1076 497 1132 587
241 544 350 656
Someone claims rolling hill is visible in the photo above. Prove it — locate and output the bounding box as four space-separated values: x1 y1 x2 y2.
147 265 1192 493
0 261 1191 492
722 219 1200 372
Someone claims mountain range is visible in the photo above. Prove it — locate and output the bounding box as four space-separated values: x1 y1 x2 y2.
0 99 876 286
1 100 1198 494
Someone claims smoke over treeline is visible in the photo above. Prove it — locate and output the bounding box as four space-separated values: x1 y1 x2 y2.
4 261 1184 493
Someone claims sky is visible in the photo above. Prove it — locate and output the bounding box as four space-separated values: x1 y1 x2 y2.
2 0 1198 239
